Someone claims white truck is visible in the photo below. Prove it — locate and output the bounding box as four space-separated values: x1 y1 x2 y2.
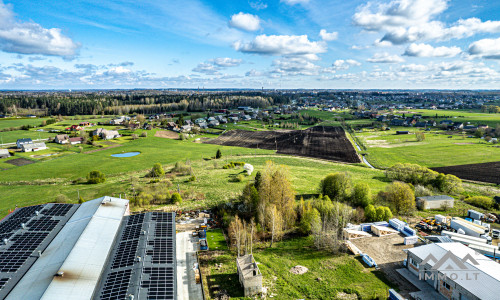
450 217 486 238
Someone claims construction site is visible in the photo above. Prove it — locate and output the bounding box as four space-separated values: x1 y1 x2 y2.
342 210 500 300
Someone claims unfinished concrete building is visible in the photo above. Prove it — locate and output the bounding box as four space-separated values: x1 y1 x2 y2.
236 254 262 297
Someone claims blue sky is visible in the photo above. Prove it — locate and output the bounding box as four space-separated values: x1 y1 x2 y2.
0 0 499 89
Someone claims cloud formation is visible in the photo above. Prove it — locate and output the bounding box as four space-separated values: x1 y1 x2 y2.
193 57 242 75
319 29 338 42
353 0 500 45
404 43 461 57
234 34 326 59
0 1 79 57
367 52 405 63
280 0 309 5
468 37 500 59
228 12 261 32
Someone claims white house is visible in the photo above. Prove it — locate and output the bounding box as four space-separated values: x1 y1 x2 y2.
22 142 47 152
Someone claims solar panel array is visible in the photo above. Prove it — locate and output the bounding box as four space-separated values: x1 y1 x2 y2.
0 203 78 299
96 212 176 300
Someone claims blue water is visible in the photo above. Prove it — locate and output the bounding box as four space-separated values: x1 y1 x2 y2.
111 151 140 158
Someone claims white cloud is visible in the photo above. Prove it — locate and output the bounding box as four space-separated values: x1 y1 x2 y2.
367 52 405 63
192 62 220 75
234 34 326 58
468 37 500 59
249 1 268 10
272 57 320 76
353 0 500 45
0 1 79 57
280 0 309 5
192 57 242 75
373 39 392 47
400 63 430 72
333 59 361 70
106 66 132 75
404 43 461 57
353 0 447 31
228 12 261 32
319 29 338 42
211 57 242 67
245 69 265 77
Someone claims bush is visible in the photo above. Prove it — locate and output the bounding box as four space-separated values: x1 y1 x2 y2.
86 170 106 184
385 181 415 215
351 182 371 207
150 163 165 178
54 194 69 203
140 132 147 137
131 134 139 140
172 162 192 175
365 204 377 221
300 208 321 234
235 174 245 182
319 172 352 201
216 149 222 159
414 185 433 197
188 175 196 182
464 196 494 210
171 192 182 204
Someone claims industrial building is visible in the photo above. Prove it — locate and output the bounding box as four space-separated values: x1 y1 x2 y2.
0 196 176 300
404 242 500 300
416 195 455 210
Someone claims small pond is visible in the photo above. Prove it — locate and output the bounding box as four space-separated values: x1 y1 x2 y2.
111 151 141 158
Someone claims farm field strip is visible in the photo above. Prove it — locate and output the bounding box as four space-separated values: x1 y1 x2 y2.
205 126 361 163
432 161 500 185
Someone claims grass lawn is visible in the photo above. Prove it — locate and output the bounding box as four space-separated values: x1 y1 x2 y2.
0 117 49 130
206 228 229 251
356 127 500 168
0 129 54 144
393 109 500 127
200 236 395 299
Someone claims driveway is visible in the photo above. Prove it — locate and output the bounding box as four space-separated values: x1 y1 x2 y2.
177 231 203 300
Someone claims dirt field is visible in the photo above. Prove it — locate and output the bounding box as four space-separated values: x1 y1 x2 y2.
351 234 421 297
155 130 179 139
4 158 36 166
205 126 360 163
433 161 500 184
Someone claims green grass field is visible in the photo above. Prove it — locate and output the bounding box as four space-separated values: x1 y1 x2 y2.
356 127 500 169
393 109 500 127
200 235 394 299
0 117 49 130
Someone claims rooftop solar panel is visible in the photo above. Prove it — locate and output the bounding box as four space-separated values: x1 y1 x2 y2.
40 204 73 217
0 278 9 290
26 217 59 232
0 251 31 272
141 267 175 300
100 269 132 300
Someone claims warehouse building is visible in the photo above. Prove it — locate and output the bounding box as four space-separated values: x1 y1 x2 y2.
404 242 500 300
416 195 454 210
0 196 176 300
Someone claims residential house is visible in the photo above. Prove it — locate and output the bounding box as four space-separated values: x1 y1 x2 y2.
229 116 239 123
405 242 500 300
184 120 194 126
54 134 70 144
242 115 252 121
452 122 464 130
166 122 178 130
198 122 208 129
440 120 454 126
390 119 407 126
65 125 82 131
0 149 10 159
464 125 478 131
16 138 32 149
93 128 120 140
22 142 47 152
79 122 93 127
102 130 120 140
69 137 83 145
416 195 454 210
180 125 192 132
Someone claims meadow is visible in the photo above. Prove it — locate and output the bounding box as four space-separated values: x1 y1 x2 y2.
200 233 394 299
393 109 500 127
356 127 500 169
0 117 49 130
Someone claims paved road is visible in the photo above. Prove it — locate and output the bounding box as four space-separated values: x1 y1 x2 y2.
177 231 203 300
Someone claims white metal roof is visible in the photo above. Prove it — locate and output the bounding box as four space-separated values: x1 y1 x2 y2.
6 199 102 300
408 242 500 300
40 196 128 300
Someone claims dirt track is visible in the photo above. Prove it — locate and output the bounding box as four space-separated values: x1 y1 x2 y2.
351 234 421 297
205 126 360 163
